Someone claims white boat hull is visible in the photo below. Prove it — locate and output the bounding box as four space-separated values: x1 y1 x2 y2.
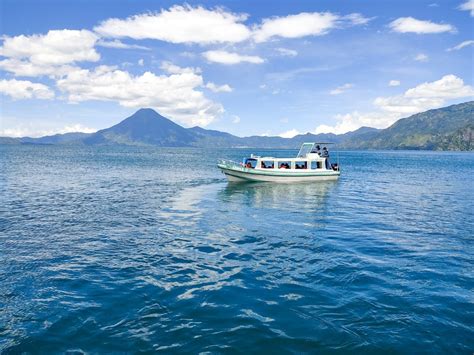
218 165 340 183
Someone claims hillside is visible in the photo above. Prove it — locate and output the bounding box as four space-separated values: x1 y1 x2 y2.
20 132 92 145
437 124 473 151
343 101 474 150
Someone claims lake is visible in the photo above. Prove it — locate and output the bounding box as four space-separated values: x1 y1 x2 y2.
1 145 473 353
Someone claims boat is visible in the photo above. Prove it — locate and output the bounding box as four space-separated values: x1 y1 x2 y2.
217 142 341 183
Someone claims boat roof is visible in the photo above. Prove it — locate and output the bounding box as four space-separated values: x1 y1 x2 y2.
297 142 335 158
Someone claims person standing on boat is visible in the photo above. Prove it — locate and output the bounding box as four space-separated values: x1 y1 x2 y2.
322 147 329 158
311 145 321 156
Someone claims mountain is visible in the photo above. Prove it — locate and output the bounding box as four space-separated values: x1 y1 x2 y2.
0 132 91 145
84 108 196 146
20 132 92 145
343 101 474 150
1 102 472 150
0 137 21 144
189 126 242 147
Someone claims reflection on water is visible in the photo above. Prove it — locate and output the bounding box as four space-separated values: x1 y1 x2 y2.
158 183 221 227
220 181 337 210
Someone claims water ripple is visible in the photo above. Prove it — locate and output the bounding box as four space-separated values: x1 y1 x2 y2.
1 146 473 353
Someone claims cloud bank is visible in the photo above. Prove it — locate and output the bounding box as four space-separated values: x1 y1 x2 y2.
316 75 474 134
57 65 224 127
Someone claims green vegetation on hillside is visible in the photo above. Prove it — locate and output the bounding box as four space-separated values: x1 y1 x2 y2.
342 101 473 150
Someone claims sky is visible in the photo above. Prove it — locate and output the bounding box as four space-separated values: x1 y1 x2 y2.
0 0 473 138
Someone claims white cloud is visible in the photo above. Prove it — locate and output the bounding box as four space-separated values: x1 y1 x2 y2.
138 58 144 66
401 74 472 98
93 10 370 66
375 75 473 114
1 127 32 138
56 65 224 127
253 12 339 42
375 75 474 114
389 80 401 86
94 5 251 44
0 79 54 100
389 17 455 34
0 123 96 138
279 129 301 138
315 74 474 134
0 59 78 77
160 61 201 74
343 13 373 25
96 39 150 50
232 115 241 124
256 12 373 43
330 83 353 95
0 29 99 65
447 40 474 51
205 82 233 93
275 48 298 57
315 111 400 134
203 50 264 65
414 53 429 62
279 117 289 123
0 30 99 77
56 124 97 134
458 0 474 16
252 12 371 43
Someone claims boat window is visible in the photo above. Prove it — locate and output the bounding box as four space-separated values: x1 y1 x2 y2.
295 161 307 169
311 161 322 169
278 161 291 169
261 160 274 169
244 158 257 169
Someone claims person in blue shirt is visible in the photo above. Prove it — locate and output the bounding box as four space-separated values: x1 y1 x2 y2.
321 147 329 158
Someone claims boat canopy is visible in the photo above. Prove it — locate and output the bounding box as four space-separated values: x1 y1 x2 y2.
296 142 335 158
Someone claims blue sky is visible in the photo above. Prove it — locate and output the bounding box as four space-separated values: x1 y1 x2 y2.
0 0 473 137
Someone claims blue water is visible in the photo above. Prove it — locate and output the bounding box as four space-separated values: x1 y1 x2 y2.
1 145 473 353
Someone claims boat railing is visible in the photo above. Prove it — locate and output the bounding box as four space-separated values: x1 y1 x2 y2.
217 159 245 170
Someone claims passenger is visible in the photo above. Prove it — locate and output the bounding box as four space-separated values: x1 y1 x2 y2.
311 145 321 155
261 162 266 168
322 147 329 158
246 162 252 168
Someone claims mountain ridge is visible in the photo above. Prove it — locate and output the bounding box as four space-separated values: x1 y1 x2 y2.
1 101 472 150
